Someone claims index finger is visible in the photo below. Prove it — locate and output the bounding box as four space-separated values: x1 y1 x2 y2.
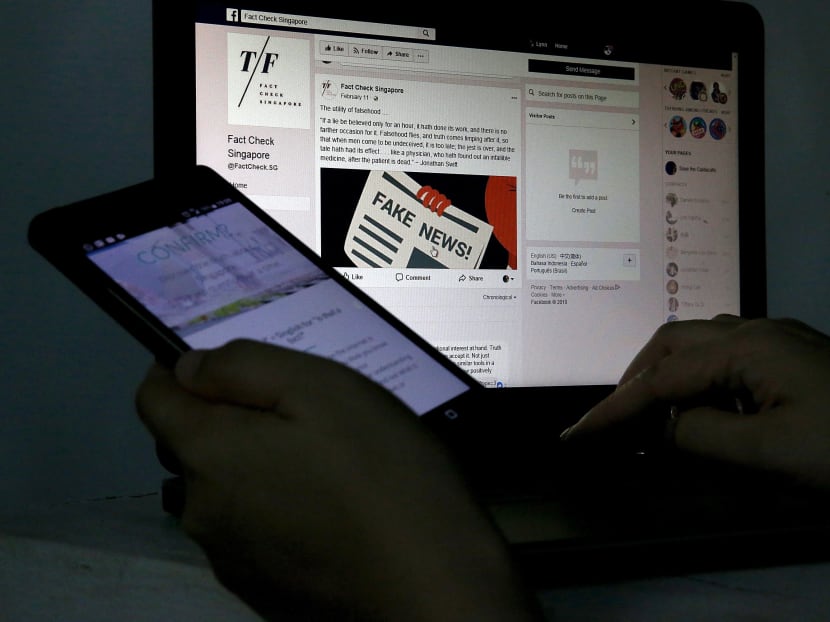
617 315 743 384
562 323 747 440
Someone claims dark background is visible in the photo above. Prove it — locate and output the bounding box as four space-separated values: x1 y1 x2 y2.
1 0 827 506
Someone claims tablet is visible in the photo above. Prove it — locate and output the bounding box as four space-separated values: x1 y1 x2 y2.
28 165 482 436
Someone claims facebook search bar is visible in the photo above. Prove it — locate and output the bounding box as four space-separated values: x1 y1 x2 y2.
237 11 436 41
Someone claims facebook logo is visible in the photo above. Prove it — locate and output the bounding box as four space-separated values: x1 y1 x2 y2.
226 8 239 22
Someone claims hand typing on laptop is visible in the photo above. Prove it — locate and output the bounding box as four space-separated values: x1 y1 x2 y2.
561 315 830 490
135 316 830 620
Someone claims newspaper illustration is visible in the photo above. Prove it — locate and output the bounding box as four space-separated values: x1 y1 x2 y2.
344 170 493 269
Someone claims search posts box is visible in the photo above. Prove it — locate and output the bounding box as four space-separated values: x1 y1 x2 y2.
527 85 639 108
239 11 435 40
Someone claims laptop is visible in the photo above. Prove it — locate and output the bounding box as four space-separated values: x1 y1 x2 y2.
152 1 830 581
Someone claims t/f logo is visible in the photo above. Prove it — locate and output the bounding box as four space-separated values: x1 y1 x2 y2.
226 8 239 22
227 33 311 129
236 36 278 108
239 46 279 74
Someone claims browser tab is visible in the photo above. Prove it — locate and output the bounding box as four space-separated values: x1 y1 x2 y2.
237 10 434 41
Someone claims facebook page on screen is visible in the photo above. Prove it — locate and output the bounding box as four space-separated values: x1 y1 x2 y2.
190 8 741 388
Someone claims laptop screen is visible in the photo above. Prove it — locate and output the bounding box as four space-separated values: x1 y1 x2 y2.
154 1 766 391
